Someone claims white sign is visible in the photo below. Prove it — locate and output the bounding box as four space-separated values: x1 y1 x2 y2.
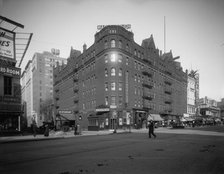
58 110 72 114
0 65 20 76
0 28 15 59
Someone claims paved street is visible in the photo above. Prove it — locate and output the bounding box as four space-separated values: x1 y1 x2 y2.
1 127 224 174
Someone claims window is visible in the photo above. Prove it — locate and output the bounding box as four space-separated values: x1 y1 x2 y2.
126 57 129 65
118 54 122 62
119 68 122 76
126 44 129 51
105 55 108 63
105 82 108 91
4 76 12 95
105 68 108 77
119 96 123 106
111 68 116 76
111 96 116 105
118 40 122 48
118 82 122 91
111 39 115 48
111 82 116 91
105 96 109 105
104 40 108 49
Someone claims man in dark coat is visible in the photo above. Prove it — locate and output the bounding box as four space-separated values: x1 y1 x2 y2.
148 120 156 138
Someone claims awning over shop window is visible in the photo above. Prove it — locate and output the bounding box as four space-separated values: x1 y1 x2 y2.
148 114 164 121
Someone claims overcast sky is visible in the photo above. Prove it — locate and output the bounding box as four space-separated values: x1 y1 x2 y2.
1 0 224 101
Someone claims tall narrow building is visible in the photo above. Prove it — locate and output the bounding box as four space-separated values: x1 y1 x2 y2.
21 50 67 127
54 25 187 130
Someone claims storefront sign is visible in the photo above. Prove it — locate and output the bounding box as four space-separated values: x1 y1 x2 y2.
0 65 20 77
0 28 15 59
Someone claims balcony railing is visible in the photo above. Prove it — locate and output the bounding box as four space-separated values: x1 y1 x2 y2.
74 99 79 104
73 78 78 83
142 95 153 100
142 71 152 78
143 59 152 65
142 83 153 89
164 80 172 86
73 88 79 93
165 100 172 104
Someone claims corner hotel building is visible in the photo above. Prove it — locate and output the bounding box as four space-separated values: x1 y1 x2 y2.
54 25 187 130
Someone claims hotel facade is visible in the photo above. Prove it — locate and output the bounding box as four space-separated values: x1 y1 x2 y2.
54 25 187 130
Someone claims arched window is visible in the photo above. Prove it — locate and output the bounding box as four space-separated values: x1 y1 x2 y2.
111 68 116 76
111 39 116 48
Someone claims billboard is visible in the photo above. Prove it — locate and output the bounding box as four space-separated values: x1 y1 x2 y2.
0 27 15 59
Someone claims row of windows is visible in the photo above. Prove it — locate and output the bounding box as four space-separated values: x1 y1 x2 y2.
82 100 96 110
104 39 144 59
105 68 122 77
105 82 123 91
105 96 123 106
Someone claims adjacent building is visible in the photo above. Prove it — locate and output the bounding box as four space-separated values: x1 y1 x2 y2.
217 98 224 119
21 50 67 127
186 70 200 117
0 16 32 134
54 25 187 130
198 96 220 118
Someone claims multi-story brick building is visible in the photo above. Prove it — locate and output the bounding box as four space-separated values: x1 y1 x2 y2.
21 50 67 127
54 25 187 130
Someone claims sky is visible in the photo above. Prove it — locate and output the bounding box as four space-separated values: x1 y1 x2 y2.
1 0 224 101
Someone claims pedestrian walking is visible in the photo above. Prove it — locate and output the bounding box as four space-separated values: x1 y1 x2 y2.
32 121 37 137
44 124 49 137
148 120 156 138
74 124 78 135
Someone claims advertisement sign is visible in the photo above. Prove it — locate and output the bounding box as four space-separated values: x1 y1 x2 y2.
0 28 15 59
0 64 20 77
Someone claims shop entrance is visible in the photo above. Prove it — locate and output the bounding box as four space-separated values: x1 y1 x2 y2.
110 118 117 129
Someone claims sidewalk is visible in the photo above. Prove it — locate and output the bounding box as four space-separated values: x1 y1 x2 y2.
1 127 224 144
0 129 132 144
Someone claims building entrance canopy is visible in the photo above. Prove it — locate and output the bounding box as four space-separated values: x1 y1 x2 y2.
148 114 164 121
